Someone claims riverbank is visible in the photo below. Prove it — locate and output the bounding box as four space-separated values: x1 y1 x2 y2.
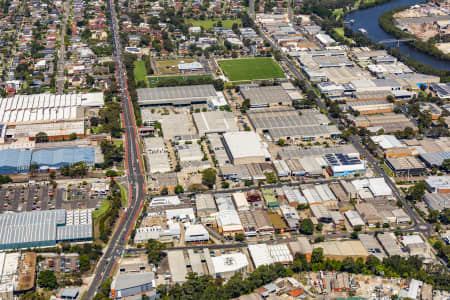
340 0 450 80
378 5 450 62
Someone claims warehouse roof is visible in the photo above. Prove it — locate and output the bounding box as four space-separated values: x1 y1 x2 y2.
212 253 248 274
0 149 31 174
359 234 386 260
223 132 268 159
371 135 403 149
248 244 273 268
420 152 450 167
377 233 404 257
31 147 96 169
240 85 291 107
168 250 188 283
193 111 239 135
111 272 154 291
386 156 425 171
278 144 358 160
289 237 313 256
137 85 217 105
247 108 339 140
0 93 103 124
195 194 217 213
314 240 368 258
0 209 92 250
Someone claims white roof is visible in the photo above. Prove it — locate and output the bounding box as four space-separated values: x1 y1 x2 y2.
223 132 268 159
248 244 273 268
217 210 242 228
371 135 403 149
401 234 424 246
344 210 365 227
150 196 181 206
166 208 195 221
232 192 250 211
184 224 209 238
211 253 248 274
352 178 392 197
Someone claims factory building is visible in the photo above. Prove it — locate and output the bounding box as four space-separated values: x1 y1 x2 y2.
110 272 155 299
0 149 32 174
248 244 293 268
324 153 365 177
137 85 218 106
386 156 426 176
211 253 249 279
313 240 369 261
222 132 270 165
31 147 98 169
184 224 209 243
0 209 93 250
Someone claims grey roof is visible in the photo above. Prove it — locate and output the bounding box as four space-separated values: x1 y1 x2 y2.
0 209 93 250
240 86 291 106
61 288 79 298
247 108 339 140
57 223 93 240
111 272 155 291
279 144 358 160
193 111 239 135
420 152 450 167
137 85 217 105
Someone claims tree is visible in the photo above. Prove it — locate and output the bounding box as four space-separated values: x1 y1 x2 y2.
341 257 355 273
440 208 450 224
221 181 230 189
35 132 48 143
106 169 119 177
146 239 166 266
442 159 450 172
69 132 77 140
278 138 286 146
79 254 90 272
300 218 314 235
311 248 323 264
316 223 323 232
38 270 57 289
234 233 245 241
202 168 217 188
174 185 184 194
351 231 359 239
408 182 427 202
160 187 168 195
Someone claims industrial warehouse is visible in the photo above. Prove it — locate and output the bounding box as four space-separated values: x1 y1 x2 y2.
247 108 340 141
0 146 102 174
0 209 93 250
0 92 104 141
137 84 219 106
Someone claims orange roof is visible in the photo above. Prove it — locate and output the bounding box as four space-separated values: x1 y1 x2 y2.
288 288 304 297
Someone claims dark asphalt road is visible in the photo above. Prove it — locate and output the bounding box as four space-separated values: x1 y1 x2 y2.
82 0 145 298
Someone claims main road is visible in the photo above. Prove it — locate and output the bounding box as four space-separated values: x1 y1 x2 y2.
82 0 145 298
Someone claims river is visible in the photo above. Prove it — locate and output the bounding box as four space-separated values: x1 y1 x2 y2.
345 0 450 70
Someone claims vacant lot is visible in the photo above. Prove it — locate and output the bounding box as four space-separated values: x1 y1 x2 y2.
134 60 147 84
148 74 213 87
218 57 285 81
185 19 242 30
156 58 196 75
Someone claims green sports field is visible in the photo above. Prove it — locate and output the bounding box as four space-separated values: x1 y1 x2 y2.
185 19 242 30
133 60 147 83
148 74 213 87
218 58 285 81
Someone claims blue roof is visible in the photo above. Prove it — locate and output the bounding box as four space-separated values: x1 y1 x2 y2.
0 149 31 174
32 147 95 169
